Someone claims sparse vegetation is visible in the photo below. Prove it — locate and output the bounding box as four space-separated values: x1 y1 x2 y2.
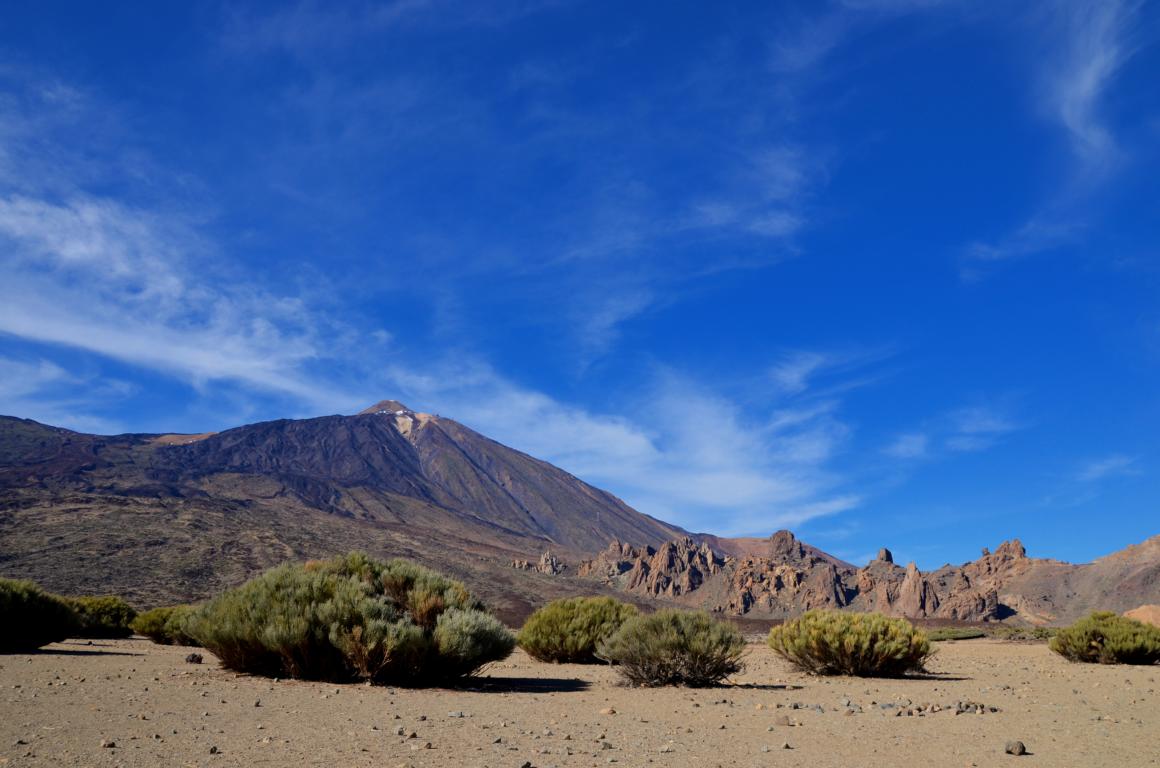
926 627 986 642
130 605 200 646
597 609 746 687
1049 612 1160 665
185 553 515 684
992 625 1057 642
518 596 639 663
768 610 933 677
0 578 79 651
64 596 137 638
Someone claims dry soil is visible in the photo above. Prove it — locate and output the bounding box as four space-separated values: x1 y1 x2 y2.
1 638 1157 767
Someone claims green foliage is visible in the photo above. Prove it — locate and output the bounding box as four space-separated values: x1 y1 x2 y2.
186 552 515 684
926 627 986 642
597 610 746 687
64 596 138 638
1049 612 1160 665
130 605 199 646
992 625 1057 642
518 596 639 664
0 578 79 651
768 611 933 677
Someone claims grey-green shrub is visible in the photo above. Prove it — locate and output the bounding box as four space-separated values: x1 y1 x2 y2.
518 596 638 663
597 609 746 687
0 578 79 651
130 605 200 646
186 553 515 684
64 596 137 639
768 610 932 676
1049 612 1160 665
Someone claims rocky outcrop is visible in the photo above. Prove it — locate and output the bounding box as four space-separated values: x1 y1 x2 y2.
578 537 723 598
511 550 566 575
579 531 1094 623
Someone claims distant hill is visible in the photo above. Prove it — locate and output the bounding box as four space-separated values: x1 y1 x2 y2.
1 402 1156 625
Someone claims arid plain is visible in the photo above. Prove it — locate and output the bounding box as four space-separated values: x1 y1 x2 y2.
1 638 1156 768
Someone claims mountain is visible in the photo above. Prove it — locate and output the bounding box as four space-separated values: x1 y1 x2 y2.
0 402 680 621
577 531 1160 625
1 402 1156 626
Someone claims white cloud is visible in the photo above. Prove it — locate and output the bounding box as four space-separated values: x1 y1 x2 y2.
884 432 929 459
1076 454 1139 482
382 360 864 536
964 0 1143 269
945 405 1019 452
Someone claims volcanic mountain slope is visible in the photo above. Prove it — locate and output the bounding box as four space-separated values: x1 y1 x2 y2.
0 401 680 621
578 531 1160 625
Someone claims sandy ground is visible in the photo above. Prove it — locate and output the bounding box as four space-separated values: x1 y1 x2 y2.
0 638 1157 768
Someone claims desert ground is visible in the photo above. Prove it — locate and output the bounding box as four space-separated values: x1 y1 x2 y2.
0 638 1156 768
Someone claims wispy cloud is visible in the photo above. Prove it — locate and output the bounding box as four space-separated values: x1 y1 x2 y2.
883 403 1020 459
387 360 864 536
884 432 929 459
944 405 1019 452
964 0 1144 271
1076 453 1140 482
0 71 868 538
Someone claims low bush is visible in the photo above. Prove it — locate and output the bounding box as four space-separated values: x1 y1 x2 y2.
596 610 746 687
186 553 515 684
131 605 199 646
768 611 933 677
0 578 79 652
64 596 138 638
993 625 1057 642
1049 612 1160 665
518 596 639 663
926 627 986 642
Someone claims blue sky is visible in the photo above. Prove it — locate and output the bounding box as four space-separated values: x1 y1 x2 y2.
1 1 1158 569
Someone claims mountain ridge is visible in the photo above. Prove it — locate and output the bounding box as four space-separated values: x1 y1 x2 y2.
1 405 1157 625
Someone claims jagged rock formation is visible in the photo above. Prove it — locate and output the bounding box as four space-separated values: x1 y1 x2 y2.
580 532 1160 625
578 537 724 597
512 550 566 575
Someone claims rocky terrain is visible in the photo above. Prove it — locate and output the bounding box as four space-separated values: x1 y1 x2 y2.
578 531 1160 625
1 637 1156 767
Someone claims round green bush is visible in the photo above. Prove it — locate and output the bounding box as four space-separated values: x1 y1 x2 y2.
518 596 638 663
186 553 515 684
768 610 933 677
65 596 138 639
596 609 746 687
0 578 79 652
1049 612 1160 665
131 605 200 646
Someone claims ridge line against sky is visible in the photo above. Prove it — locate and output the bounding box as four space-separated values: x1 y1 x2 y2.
0 0 1157 569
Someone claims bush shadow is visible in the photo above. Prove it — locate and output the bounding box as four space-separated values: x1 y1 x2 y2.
462 676 592 693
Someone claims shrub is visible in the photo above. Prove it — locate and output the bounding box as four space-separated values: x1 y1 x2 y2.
186 552 515 684
993 625 1057 642
131 605 199 646
926 627 986 642
0 578 79 652
518 596 639 663
768 611 933 677
597 610 746 687
64 596 138 638
1049 612 1160 665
